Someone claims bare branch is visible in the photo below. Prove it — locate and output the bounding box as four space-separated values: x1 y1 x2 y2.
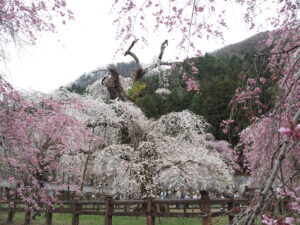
124 39 142 69
158 40 168 61
124 39 175 82
142 40 181 78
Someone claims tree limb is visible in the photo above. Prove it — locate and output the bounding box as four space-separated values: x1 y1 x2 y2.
124 39 142 69
124 39 172 82
158 40 168 62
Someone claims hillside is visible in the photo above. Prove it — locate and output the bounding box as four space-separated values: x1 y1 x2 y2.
212 31 268 58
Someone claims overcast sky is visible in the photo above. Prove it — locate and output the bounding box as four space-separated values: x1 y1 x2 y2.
0 0 261 93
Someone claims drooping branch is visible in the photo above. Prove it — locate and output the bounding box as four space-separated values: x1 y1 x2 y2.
243 109 300 225
124 39 142 70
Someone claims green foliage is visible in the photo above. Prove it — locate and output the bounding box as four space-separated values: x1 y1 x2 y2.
190 78 237 141
127 81 147 102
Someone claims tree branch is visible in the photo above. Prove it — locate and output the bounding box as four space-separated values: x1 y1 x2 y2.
143 40 171 75
124 39 142 69
124 39 172 82
158 40 168 61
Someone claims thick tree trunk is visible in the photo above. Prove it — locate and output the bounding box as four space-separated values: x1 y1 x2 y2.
103 67 128 101
80 155 90 192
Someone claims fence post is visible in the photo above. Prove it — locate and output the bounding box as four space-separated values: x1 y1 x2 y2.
7 201 15 223
72 201 80 225
96 202 99 212
200 190 212 225
105 196 113 225
24 208 31 225
146 198 155 225
45 205 53 225
227 198 234 224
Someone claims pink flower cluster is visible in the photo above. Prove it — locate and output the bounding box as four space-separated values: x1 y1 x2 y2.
220 119 235 134
181 63 200 92
278 124 300 139
185 78 199 91
0 0 73 47
262 214 295 225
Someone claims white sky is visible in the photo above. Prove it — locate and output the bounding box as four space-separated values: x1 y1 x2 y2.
0 0 262 93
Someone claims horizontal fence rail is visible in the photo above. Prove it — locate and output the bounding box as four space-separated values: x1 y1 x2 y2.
0 196 249 225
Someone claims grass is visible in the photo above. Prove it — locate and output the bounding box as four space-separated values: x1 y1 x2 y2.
0 211 229 225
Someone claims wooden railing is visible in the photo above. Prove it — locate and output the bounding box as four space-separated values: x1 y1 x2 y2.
0 196 248 225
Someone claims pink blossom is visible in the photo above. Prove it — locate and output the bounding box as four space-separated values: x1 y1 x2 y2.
261 214 276 225
222 128 228 134
185 78 199 91
259 77 266 84
276 188 286 199
247 78 256 85
278 124 300 139
191 66 199 73
278 127 293 136
295 124 300 138
284 217 295 225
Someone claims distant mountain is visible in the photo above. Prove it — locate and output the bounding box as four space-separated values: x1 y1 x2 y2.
63 61 137 94
212 31 269 58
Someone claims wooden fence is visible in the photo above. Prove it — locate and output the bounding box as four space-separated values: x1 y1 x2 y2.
0 195 248 225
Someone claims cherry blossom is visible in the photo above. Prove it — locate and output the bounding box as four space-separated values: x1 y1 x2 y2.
0 0 73 59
